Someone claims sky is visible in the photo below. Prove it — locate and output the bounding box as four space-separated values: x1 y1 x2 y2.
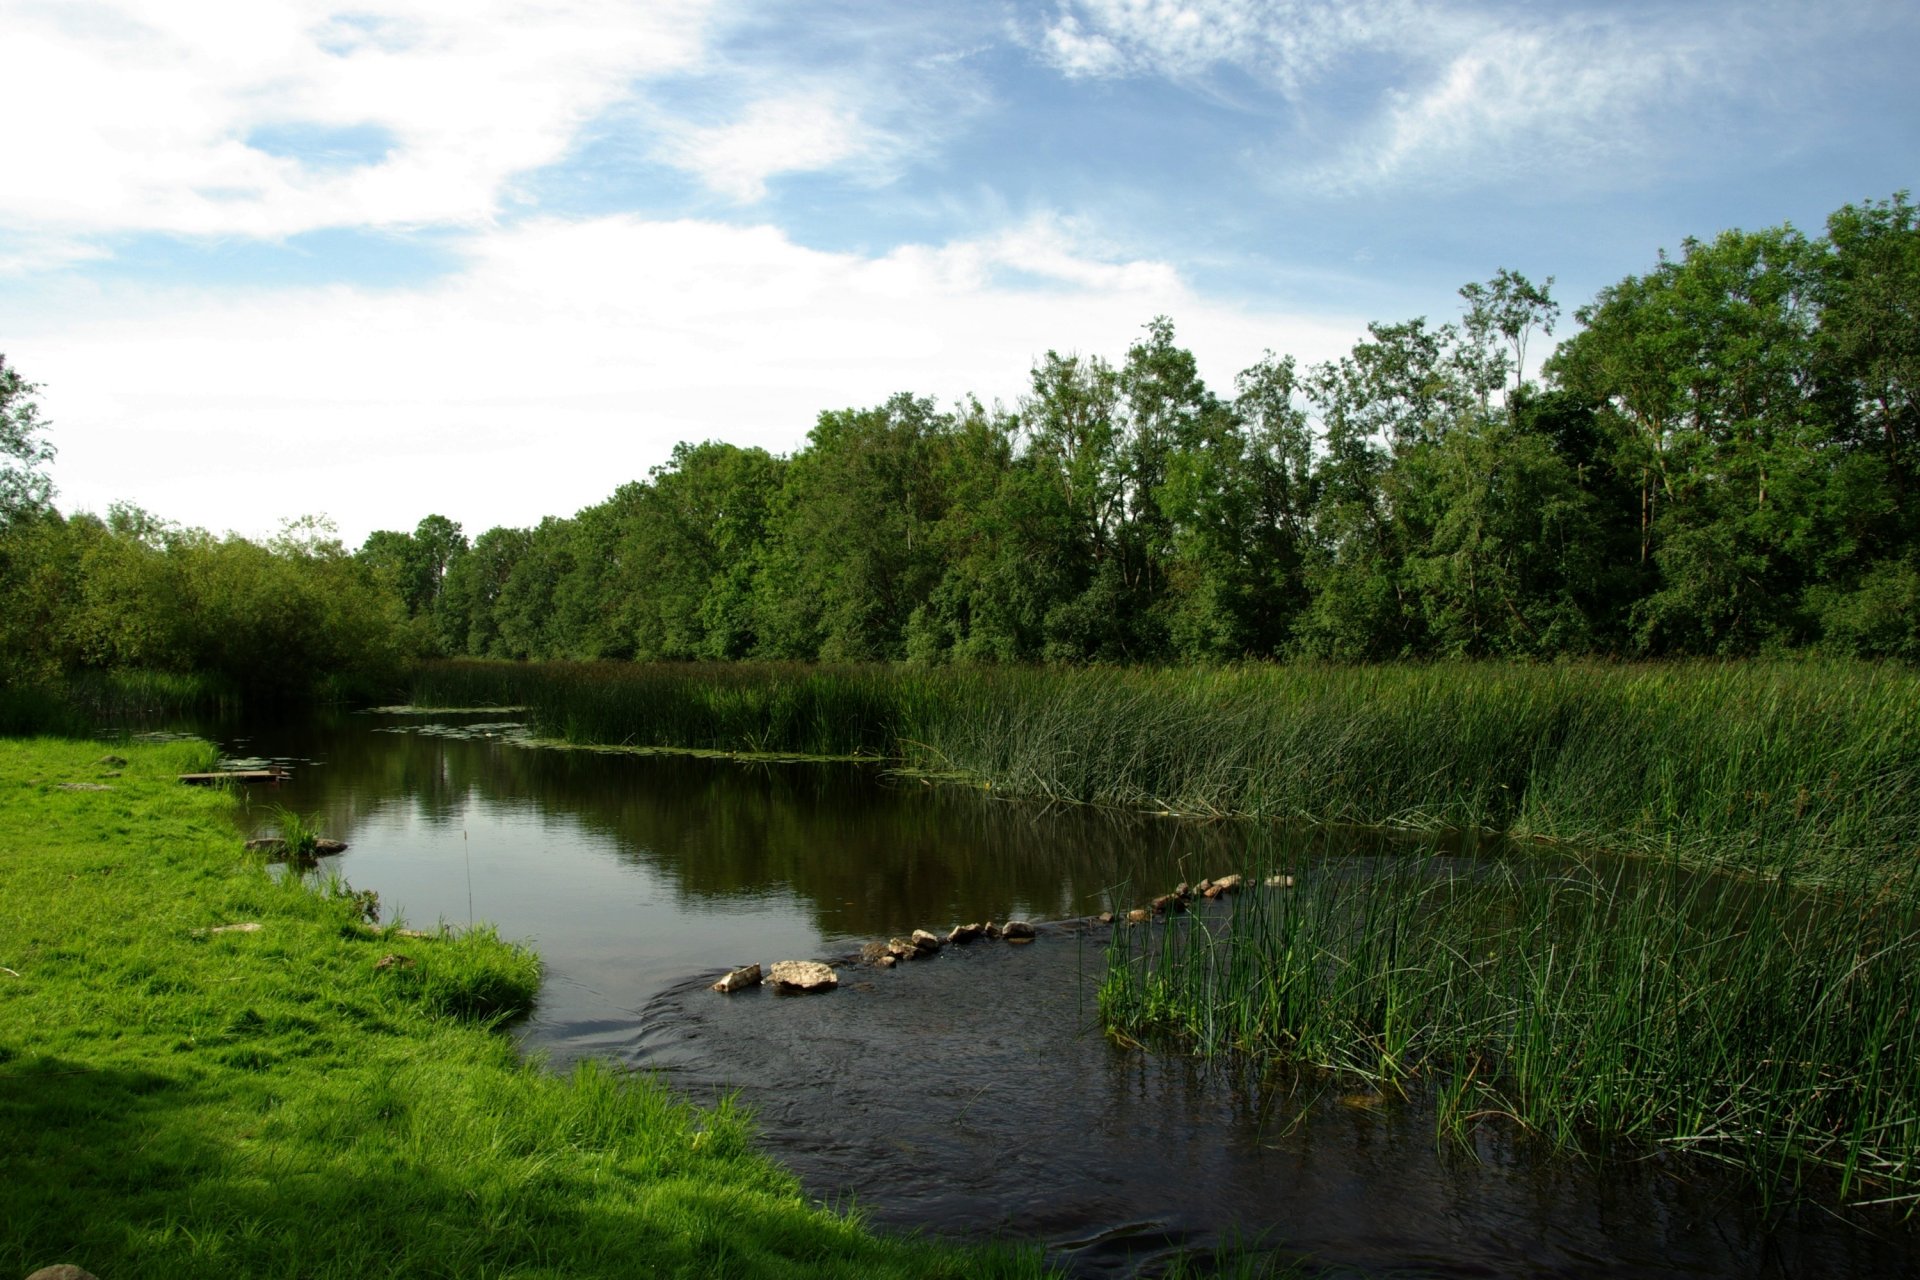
3 0 1915 547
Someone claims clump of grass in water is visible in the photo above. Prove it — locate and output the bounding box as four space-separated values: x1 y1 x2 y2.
268 805 322 859
1100 857 1920 1209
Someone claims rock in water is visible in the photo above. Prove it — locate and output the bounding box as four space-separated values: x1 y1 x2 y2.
1264 873 1296 889
712 963 763 993
313 837 349 855
947 922 984 944
767 960 838 992
911 929 944 953
1127 908 1151 924
1212 873 1245 894
886 936 918 960
1001 919 1036 940
27 1267 101 1280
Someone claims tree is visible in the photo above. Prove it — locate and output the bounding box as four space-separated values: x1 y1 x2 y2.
1458 268 1560 405
0 355 55 524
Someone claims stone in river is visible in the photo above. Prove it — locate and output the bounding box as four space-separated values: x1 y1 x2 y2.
911 929 944 953
886 936 918 960
768 960 838 992
947 922 984 944
1265 873 1296 889
712 963 763 993
1001 919 1036 940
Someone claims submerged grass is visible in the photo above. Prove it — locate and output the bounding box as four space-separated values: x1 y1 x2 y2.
412 659 1920 880
0 737 1050 1279
1100 858 1920 1209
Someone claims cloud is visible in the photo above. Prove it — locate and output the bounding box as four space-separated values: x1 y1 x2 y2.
1033 0 1411 92
0 0 715 241
654 91 878 203
17 214 1361 544
1027 0 1884 194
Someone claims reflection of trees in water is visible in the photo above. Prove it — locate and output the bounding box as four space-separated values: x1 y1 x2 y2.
228 714 1444 938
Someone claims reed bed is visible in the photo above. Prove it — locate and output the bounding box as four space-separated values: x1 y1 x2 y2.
1100 859 1920 1206
412 659 1920 880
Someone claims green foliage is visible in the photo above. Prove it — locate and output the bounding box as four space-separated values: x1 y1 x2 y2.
0 354 56 526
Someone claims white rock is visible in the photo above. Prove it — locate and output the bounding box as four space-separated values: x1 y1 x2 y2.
712 963 763 993
767 960 838 992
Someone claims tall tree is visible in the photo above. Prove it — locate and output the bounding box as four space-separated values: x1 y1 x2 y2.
0 355 55 525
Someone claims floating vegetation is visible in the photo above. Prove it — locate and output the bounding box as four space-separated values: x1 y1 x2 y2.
370 721 531 742
359 704 532 715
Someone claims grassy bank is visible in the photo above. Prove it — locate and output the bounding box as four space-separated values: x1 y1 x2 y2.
1100 858 1920 1208
411 659 1920 879
0 738 1047 1279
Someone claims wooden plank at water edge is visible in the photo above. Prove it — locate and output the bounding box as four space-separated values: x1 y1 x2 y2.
178 768 289 786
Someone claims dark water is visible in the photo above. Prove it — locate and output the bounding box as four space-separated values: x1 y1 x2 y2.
192 709 1916 1278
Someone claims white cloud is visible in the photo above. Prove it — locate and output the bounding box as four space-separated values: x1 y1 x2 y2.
655 91 876 203
16 215 1360 544
0 0 715 240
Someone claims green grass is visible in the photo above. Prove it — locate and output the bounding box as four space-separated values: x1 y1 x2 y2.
412 658 1920 880
1099 857 1920 1209
0 737 1050 1280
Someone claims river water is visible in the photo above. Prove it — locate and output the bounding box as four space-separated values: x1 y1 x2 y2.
186 708 1915 1278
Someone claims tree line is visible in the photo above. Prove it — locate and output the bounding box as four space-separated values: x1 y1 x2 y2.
1 193 1914 695
368 193 1918 665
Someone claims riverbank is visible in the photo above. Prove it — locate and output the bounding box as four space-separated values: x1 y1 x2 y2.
411 659 1920 882
0 738 1048 1280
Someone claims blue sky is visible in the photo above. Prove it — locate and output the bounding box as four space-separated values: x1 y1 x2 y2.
3 0 1914 544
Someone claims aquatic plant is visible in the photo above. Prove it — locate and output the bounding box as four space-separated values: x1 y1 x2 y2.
1099 857 1920 1208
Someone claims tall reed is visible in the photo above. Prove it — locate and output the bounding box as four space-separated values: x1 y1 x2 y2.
1100 858 1920 1205
411 659 1920 880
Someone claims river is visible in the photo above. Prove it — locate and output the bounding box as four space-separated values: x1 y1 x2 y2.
174 707 1915 1278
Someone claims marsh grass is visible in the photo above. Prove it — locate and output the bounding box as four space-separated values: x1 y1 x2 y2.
414 658 1920 879
0 737 1051 1279
1099 858 1920 1208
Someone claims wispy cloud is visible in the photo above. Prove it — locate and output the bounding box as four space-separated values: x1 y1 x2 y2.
1027 0 1904 194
